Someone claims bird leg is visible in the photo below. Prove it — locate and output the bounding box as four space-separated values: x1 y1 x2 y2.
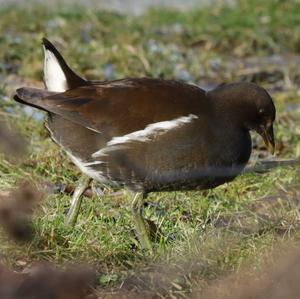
131 192 153 254
65 175 92 226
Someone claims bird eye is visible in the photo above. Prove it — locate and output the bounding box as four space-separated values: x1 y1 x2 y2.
259 108 264 114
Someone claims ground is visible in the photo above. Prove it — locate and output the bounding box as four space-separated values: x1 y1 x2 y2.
0 1 300 298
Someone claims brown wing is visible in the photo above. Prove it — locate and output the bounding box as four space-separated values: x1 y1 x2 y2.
38 78 207 138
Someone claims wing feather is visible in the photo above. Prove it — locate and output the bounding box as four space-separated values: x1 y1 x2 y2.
16 78 206 138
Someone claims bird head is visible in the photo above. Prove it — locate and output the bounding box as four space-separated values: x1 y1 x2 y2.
209 82 276 154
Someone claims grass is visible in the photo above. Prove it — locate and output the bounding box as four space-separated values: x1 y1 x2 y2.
0 0 300 297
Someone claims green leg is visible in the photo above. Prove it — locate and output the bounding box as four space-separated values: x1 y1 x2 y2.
65 175 92 226
131 192 153 254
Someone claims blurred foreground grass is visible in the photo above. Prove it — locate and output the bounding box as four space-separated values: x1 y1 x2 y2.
0 0 300 297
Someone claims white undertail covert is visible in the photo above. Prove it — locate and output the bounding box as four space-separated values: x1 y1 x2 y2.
43 46 68 92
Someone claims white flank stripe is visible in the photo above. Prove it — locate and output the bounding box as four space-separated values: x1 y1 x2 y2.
84 161 106 167
43 47 67 92
107 114 198 146
92 114 198 158
65 151 115 184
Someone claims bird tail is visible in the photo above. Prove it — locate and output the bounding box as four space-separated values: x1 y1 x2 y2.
13 87 55 112
42 38 87 92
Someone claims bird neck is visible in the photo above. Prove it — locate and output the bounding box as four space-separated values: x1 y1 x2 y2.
209 93 253 132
